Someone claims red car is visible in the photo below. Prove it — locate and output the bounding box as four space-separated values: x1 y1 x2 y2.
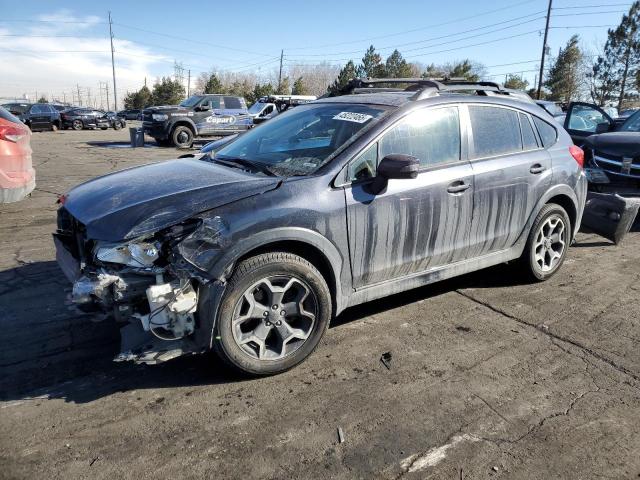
0 106 35 203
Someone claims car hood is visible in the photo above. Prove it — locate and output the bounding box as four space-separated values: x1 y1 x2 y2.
143 105 186 113
585 132 640 157
63 158 280 241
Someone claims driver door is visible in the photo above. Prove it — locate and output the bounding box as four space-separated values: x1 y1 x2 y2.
564 102 613 145
344 105 474 288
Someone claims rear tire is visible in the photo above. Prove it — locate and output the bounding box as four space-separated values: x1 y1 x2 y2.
521 203 571 281
171 125 194 149
114 122 122 130
213 252 332 376
51 122 59 132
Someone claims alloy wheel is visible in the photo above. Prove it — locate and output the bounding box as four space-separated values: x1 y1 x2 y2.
534 215 566 272
231 275 317 361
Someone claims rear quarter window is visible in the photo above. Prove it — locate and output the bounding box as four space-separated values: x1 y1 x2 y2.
469 105 522 158
532 116 558 148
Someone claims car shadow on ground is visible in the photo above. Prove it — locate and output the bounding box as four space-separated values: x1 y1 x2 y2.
0 233 622 404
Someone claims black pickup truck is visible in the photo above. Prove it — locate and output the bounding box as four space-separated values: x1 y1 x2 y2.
142 94 253 148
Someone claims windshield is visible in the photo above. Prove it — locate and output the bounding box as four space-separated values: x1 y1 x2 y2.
3 104 29 114
248 102 267 115
179 95 204 107
621 110 640 132
215 103 389 176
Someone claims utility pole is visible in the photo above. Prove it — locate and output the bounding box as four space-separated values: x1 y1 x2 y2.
105 83 110 112
109 12 118 111
187 69 191 97
77 84 82 106
537 0 553 99
278 49 284 92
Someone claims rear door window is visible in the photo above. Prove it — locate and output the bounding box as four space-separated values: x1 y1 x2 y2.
30 104 45 114
379 106 461 168
469 105 522 158
520 113 539 150
224 96 243 109
532 117 558 148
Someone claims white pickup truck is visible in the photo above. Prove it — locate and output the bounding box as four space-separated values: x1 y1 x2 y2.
248 95 317 124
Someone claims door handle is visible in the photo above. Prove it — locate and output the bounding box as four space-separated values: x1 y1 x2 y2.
530 163 546 174
447 180 470 194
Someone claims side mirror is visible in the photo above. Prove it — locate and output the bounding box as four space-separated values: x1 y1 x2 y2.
595 122 610 134
197 104 211 112
370 154 420 194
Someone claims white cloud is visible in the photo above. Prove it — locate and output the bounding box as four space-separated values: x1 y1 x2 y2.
0 9 170 108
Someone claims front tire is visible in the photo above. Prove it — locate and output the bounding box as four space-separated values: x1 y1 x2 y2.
213 252 332 376
72 119 83 130
522 203 571 281
171 125 194 149
114 122 122 130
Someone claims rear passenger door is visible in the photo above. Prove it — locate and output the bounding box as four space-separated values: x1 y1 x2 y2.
345 105 475 288
29 104 48 131
466 104 552 257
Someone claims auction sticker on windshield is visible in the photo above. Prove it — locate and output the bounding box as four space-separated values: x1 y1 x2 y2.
333 112 373 123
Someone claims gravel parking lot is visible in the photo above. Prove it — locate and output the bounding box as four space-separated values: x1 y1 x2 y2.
1 127 639 479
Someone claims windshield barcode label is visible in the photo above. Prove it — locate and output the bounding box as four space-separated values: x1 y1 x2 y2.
333 112 373 123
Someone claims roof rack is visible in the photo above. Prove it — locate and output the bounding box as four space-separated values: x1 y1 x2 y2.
338 77 529 102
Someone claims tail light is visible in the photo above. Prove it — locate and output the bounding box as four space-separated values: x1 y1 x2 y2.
569 145 584 168
0 124 28 142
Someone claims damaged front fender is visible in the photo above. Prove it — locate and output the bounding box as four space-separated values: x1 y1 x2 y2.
175 216 232 273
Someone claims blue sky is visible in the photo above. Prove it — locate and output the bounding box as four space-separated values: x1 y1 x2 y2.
0 0 631 106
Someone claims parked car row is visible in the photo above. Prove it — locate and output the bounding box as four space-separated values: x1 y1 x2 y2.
0 103 128 132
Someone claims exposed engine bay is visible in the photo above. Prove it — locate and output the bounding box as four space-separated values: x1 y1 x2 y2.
53 207 228 364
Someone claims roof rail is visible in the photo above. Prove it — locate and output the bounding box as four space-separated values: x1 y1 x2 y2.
341 77 507 97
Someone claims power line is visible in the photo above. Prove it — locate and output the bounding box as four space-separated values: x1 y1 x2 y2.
285 12 546 58
285 0 539 50
113 22 275 58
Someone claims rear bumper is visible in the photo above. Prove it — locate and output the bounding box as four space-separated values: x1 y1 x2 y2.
0 168 35 203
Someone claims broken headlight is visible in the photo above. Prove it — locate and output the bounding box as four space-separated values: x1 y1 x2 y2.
94 240 160 267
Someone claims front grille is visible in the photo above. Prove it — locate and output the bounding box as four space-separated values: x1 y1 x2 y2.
593 152 640 179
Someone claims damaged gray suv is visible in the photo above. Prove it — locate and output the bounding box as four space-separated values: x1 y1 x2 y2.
54 79 587 375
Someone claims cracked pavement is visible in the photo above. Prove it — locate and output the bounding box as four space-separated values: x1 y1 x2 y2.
1 128 639 479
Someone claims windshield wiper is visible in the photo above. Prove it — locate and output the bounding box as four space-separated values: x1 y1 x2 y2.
215 157 277 176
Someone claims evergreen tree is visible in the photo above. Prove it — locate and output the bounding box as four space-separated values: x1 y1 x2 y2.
447 60 482 81
36 96 48 103
203 73 224 94
545 35 583 103
357 45 386 78
327 60 357 95
276 76 291 95
151 77 185 105
598 2 640 110
589 54 620 106
123 85 153 109
384 49 413 78
504 74 529 90
248 83 274 105
292 77 309 95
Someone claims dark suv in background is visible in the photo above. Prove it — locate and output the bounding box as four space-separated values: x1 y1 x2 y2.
55 79 587 375
2 103 61 131
143 94 253 148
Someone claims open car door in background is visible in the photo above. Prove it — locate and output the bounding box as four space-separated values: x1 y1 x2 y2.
564 102 613 146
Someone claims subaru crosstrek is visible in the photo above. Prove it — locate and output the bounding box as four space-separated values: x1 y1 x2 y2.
54 79 587 375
